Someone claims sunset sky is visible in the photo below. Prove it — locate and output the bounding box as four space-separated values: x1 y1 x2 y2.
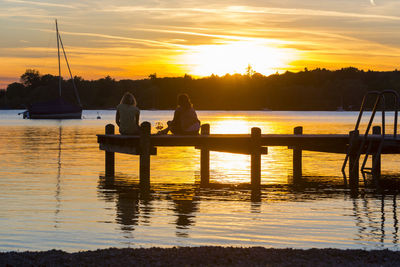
1 0 400 88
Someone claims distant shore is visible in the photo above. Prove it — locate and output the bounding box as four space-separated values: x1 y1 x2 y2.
1 247 399 266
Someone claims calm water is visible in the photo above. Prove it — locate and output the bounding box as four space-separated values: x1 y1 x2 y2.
0 110 399 252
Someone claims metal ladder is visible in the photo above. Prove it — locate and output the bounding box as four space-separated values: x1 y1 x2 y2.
341 90 399 186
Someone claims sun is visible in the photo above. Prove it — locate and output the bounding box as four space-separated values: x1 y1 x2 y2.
181 41 295 77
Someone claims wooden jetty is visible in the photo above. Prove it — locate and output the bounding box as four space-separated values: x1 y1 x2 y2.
97 122 400 192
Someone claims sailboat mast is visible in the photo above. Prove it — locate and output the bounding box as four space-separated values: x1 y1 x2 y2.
59 33 82 107
56 19 61 97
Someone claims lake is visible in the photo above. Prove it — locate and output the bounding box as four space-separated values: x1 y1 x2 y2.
0 110 399 252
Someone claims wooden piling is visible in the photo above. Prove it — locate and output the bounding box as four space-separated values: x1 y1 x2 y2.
140 122 151 189
200 124 210 187
105 124 115 177
349 130 359 192
293 126 303 183
372 126 381 183
251 127 262 190
251 188 261 202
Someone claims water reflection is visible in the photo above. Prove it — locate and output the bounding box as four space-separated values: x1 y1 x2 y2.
250 201 261 213
167 186 200 237
352 194 399 248
98 175 145 233
55 125 62 228
97 173 399 248
394 195 399 244
3 111 400 251
98 176 202 237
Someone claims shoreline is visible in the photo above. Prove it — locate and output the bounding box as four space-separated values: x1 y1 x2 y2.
1 247 400 266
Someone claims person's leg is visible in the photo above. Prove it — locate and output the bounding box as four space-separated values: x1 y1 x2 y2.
168 121 179 134
169 127 179 135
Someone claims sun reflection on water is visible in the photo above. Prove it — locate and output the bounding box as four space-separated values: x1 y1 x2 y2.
202 116 287 184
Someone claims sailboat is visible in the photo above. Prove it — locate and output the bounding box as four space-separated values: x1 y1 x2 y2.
23 20 82 119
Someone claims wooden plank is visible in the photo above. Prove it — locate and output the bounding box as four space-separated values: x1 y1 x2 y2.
97 135 140 146
97 134 349 155
195 145 267 155
153 134 350 147
98 134 350 146
97 133 400 154
100 143 157 155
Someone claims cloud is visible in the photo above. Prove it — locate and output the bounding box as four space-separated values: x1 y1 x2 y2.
226 5 400 21
3 0 78 9
98 6 221 14
0 10 50 19
33 28 187 49
96 3 400 21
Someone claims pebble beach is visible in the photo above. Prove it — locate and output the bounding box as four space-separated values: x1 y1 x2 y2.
1 247 400 266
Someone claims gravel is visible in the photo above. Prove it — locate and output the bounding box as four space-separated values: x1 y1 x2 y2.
1 247 400 267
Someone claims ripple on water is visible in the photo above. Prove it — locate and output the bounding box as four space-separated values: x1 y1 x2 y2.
0 110 399 252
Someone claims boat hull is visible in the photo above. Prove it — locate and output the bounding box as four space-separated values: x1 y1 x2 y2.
27 111 82 119
24 97 82 120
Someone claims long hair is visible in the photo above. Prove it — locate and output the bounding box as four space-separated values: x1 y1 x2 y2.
177 93 192 109
120 92 137 106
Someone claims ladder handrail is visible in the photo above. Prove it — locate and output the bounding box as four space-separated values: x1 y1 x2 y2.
380 90 399 137
342 90 400 186
351 94 383 174
353 91 381 131
360 90 399 184
341 91 381 184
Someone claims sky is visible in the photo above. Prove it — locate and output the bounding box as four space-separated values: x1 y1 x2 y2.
1 0 400 89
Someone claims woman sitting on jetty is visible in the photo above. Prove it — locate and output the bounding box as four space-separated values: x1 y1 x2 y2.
115 92 140 135
158 93 200 135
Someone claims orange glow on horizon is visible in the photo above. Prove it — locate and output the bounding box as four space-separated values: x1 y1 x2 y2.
2 1 400 89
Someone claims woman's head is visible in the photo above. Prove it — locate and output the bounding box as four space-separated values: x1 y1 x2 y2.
120 92 137 106
177 93 192 109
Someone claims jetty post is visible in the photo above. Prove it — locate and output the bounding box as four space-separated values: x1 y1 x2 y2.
200 124 210 187
372 126 382 183
349 130 360 192
251 127 262 190
293 126 303 183
105 124 115 177
140 122 151 190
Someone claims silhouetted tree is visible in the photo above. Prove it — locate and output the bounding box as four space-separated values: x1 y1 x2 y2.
20 69 41 88
3 67 400 110
6 82 26 99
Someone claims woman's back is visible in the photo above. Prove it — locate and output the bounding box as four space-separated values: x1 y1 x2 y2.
176 107 199 132
117 103 140 134
157 93 200 135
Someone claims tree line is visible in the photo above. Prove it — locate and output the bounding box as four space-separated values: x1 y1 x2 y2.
1 67 400 110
